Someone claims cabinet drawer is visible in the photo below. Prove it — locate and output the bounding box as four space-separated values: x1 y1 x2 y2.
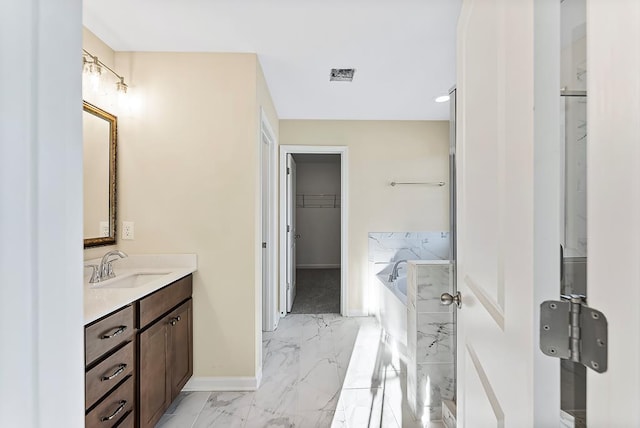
86 305 135 366
85 376 135 428
86 340 135 410
139 275 192 328
114 410 134 428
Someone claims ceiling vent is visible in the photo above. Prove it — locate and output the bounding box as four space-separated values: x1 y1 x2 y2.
330 68 356 82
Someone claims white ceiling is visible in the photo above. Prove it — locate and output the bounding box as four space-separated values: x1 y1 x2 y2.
84 0 461 120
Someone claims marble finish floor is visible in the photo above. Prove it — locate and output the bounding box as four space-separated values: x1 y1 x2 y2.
157 314 444 427
290 269 341 314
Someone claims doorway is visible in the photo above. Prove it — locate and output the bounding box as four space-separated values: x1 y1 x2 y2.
289 153 341 314
279 146 349 317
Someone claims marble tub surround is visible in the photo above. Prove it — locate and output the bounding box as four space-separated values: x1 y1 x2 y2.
368 232 450 265
158 314 444 428
83 253 197 324
369 232 450 365
407 261 455 422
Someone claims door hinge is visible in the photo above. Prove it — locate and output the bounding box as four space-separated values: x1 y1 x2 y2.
540 294 608 373
262 242 267 249
287 167 291 175
287 283 290 291
287 225 290 233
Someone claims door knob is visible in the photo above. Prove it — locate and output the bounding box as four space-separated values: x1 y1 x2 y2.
441 291 462 308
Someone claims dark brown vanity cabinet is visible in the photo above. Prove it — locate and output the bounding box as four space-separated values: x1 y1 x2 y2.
85 274 193 428
85 305 136 428
138 275 193 428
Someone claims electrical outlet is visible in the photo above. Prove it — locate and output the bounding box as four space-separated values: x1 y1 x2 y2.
99 221 109 237
122 221 134 240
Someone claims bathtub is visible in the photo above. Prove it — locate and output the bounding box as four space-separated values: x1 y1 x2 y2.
376 272 409 357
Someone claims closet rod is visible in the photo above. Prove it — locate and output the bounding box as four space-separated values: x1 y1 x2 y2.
390 181 445 187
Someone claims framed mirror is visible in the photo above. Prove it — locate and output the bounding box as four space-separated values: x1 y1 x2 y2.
83 101 117 247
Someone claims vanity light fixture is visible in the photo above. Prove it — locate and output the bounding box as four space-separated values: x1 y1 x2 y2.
435 95 450 103
82 48 129 94
116 76 128 94
83 53 102 77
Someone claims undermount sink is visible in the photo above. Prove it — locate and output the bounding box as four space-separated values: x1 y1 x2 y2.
90 272 171 289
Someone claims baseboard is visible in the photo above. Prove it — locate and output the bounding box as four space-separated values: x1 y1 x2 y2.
182 375 261 392
296 264 341 269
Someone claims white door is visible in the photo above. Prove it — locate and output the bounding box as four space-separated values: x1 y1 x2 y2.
457 0 640 426
587 0 640 424
286 154 297 312
455 0 543 425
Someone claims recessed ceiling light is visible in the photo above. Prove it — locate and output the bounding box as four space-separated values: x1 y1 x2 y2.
435 95 450 103
330 69 356 82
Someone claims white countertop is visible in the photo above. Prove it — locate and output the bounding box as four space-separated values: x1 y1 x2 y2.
84 254 197 325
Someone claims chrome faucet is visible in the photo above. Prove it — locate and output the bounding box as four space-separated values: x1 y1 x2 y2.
388 260 407 282
86 250 128 283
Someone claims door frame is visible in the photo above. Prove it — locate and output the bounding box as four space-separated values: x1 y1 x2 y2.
279 145 349 316
260 109 279 332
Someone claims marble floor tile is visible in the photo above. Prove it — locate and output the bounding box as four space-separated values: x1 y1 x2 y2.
156 412 199 428
192 392 255 428
158 314 449 428
164 391 210 415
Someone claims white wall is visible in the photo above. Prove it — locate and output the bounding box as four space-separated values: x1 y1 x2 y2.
0 0 84 426
280 120 449 315
294 158 341 268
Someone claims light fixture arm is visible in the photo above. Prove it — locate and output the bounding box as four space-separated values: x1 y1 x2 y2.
82 48 128 92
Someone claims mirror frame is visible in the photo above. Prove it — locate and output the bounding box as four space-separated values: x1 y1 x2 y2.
83 101 117 248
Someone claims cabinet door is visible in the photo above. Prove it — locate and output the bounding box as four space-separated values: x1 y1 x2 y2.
138 318 170 428
169 299 193 400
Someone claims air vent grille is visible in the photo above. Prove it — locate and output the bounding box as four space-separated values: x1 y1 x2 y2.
330 68 355 82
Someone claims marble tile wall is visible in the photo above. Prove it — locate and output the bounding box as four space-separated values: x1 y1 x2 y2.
407 261 455 421
368 231 450 274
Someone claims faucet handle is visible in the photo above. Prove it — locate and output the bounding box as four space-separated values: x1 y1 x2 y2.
85 264 100 283
102 261 116 280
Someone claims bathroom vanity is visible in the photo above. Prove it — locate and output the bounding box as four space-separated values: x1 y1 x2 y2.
83 254 196 428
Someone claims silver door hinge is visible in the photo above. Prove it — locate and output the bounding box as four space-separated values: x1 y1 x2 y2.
540 294 608 373
287 167 291 175
262 242 267 249
287 225 290 233
287 283 290 291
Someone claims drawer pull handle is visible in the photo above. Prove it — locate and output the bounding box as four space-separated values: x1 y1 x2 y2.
100 400 126 422
101 326 127 339
169 315 182 326
101 364 127 381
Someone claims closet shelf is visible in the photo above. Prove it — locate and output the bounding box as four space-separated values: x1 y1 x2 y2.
296 194 340 208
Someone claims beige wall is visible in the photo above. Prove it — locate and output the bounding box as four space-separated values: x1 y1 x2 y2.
82 28 279 379
109 51 277 378
279 120 449 314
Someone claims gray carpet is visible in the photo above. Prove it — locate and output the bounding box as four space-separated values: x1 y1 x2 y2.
290 268 341 314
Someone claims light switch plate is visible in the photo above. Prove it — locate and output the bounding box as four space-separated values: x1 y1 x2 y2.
122 221 134 240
